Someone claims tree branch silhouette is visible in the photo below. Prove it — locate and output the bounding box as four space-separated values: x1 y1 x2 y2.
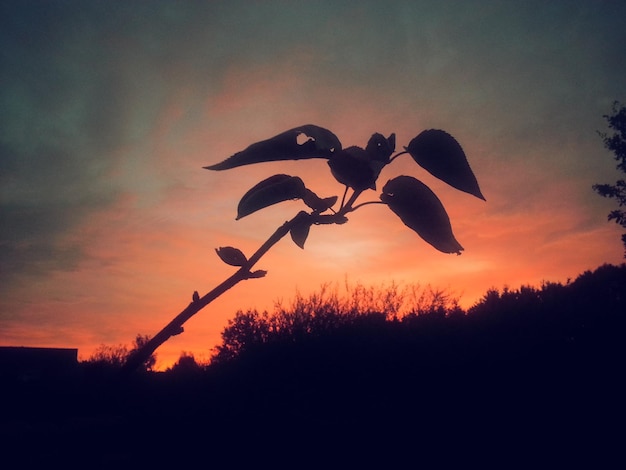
121 125 485 375
120 210 349 376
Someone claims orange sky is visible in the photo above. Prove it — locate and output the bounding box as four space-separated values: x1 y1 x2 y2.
1 1 625 369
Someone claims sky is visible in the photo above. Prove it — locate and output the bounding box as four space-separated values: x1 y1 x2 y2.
1 0 625 369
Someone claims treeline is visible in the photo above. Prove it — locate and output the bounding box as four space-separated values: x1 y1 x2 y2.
152 262 622 464
81 263 625 377
79 263 624 375
204 263 625 370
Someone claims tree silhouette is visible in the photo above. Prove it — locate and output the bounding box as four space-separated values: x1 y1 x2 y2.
168 351 205 375
86 333 155 373
128 334 156 372
121 125 484 375
593 101 626 256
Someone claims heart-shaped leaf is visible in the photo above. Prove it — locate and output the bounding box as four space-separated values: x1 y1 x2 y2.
289 211 312 249
204 124 342 171
380 176 464 254
405 129 485 200
215 246 248 266
237 174 306 220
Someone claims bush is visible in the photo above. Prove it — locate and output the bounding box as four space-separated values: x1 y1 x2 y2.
211 282 460 363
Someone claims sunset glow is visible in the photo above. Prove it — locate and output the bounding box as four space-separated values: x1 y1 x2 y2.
1 1 625 370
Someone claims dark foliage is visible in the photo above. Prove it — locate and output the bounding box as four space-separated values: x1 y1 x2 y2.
166 351 207 378
594 101 626 256
83 334 156 375
3 265 625 466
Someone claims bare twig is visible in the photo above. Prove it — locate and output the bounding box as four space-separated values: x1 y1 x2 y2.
120 214 299 376
120 208 353 376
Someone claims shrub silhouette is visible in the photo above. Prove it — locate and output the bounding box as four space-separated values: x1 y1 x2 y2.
167 351 206 377
84 333 155 374
211 282 459 364
85 343 129 369
208 264 625 380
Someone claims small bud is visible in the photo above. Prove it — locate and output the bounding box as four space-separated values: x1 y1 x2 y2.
247 270 267 279
215 246 248 266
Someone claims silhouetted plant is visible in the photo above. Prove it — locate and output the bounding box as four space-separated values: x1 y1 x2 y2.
209 264 625 381
128 334 156 372
211 282 461 364
86 343 129 369
86 333 155 373
593 101 626 256
122 125 484 374
168 351 205 375
404 283 463 317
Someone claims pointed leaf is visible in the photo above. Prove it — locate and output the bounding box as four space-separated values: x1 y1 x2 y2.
405 129 485 200
204 125 342 170
365 132 396 163
215 246 248 266
302 188 338 212
380 176 464 254
237 174 306 219
289 211 312 249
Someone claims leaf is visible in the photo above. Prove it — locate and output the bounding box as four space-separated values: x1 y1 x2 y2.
365 132 396 163
215 246 248 266
327 136 394 191
327 146 383 190
302 188 337 212
289 211 312 249
204 124 342 170
380 176 464 254
405 129 485 200
237 174 306 220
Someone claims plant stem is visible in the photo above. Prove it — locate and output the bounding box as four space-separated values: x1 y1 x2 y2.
349 200 385 212
340 189 363 214
339 185 349 209
388 150 408 164
119 214 300 377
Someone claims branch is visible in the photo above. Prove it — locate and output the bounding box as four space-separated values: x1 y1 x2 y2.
340 189 364 214
389 150 409 164
119 215 301 377
350 200 386 212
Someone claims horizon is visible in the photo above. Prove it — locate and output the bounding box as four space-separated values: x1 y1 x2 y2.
1 1 625 370
4 262 624 371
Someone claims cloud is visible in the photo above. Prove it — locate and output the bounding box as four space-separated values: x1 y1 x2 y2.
0 1 201 288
